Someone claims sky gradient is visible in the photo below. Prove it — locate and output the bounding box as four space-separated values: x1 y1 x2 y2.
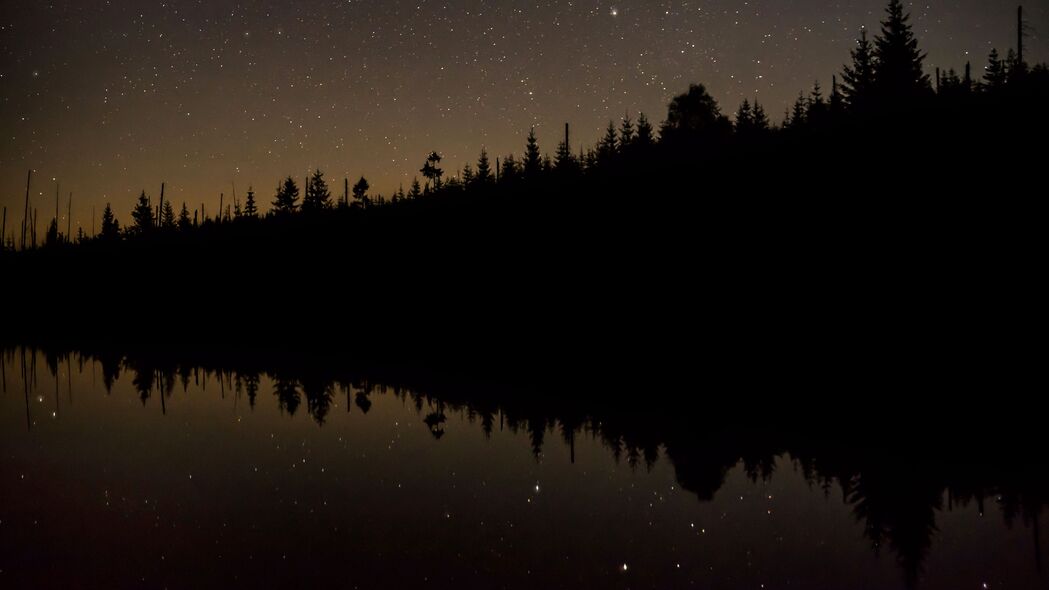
1 0 1045 233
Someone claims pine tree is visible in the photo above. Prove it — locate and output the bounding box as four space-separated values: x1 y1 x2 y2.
752 101 770 132
597 121 618 165
461 163 475 185
523 128 542 179
100 203 119 239
243 189 258 218
160 200 176 229
619 114 635 148
806 80 828 123
842 29 876 109
554 135 575 172
500 154 519 183
45 218 59 247
302 169 332 212
408 177 422 199
635 112 655 148
1005 48 1027 84
660 83 727 140
131 191 153 234
421 151 444 190
983 48 1007 90
352 176 370 208
872 0 930 100
785 93 808 129
735 99 754 134
177 202 192 230
272 176 300 215
476 149 493 184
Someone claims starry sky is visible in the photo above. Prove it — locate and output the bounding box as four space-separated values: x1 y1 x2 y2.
1 1 1045 232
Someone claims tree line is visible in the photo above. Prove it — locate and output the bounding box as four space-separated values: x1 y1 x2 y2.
3 0 1045 252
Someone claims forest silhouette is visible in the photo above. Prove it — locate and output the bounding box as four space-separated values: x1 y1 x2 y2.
5 342 1048 589
3 2 1045 378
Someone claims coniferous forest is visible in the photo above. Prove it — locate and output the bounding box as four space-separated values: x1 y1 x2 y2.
3 1 1045 379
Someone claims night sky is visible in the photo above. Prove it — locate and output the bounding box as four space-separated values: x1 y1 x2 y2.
1 1 1045 232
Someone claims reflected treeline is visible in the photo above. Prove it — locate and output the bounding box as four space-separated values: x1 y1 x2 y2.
6 344 1047 587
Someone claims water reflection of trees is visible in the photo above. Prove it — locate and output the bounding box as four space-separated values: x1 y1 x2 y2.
12 345 1049 585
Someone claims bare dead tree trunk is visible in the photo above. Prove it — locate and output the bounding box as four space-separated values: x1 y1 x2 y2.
22 169 31 251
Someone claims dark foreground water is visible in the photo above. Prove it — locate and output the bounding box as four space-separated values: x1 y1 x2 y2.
1 347 1046 589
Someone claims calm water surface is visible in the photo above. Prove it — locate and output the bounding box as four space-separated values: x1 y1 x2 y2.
0 348 1045 589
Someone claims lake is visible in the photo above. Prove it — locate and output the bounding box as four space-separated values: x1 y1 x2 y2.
1 346 1045 589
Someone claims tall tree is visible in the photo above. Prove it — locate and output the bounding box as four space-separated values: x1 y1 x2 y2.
619 114 635 148
500 154 519 183
352 176 370 208
100 203 120 239
44 218 59 247
1005 48 1027 84
476 149 493 184
177 202 192 230
272 176 300 215
523 128 542 179
806 80 828 123
160 200 176 229
634 112 656 149
554 130 575 172
983 48 1007 90
243 189 258 218
785 93 808 130
735 99 754 134
872 0 930 100
842 29 876 109
597 121 618 165
131 191 153 234
752 101 770 132
302 169 332 212
660 83 729 141
421 151 444 190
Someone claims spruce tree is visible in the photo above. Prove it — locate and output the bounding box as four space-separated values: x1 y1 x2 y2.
597 121 618 165
842 29 876 109
160 200 176 229
635 112 655 148
476 149 493 184
983 48 1007 90
302 169 332 212
872 0 930 100
500 154 519 183
100 203 120 239
177 202 192 230
786 93 808 129
243 189 258 218
1005 49 1027 84
131 191 153 234
554 136 574 172
352 176 370 208
806 80 828 123
272 176 300 215
408 177 422 199
421 151 444 190
752 101 770 132
619 114 635 148
523 128 542 179
735 99 754 134
461 163 475 185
